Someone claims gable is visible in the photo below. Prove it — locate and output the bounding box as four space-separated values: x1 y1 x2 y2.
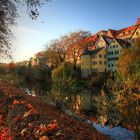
131 25 140 39
95 36 107 48
108 39 122 50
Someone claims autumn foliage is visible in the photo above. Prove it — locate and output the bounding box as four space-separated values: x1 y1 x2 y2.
0 81 110 140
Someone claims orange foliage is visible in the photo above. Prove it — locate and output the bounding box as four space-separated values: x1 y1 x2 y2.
13 99 20 105
0 81 110 140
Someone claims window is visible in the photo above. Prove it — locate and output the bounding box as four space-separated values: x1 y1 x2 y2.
136 32 139 35
92 54 96 58
131 38 135 42
99 61 102 64
91 42 94 45
107 52 112 55
112 64 114 67
104 61 107 65
115 51 119 54
108 64 110 67
115 51 118 54
99 54 102 58
113 45 115 48
111 51 113 55
104 55 107 58
92 61 97 65
92 69 98 72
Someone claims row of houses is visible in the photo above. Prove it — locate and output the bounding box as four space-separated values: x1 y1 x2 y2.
66 18 140 77
29 18 140 77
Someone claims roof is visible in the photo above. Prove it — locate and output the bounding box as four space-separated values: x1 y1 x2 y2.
96 30 107 35
136 18 140 25
82 47 90 55
101 35 113 45
107 29 118 38
84 34 99 42
115 39 131 48
82 47 104 55
116 25 137 38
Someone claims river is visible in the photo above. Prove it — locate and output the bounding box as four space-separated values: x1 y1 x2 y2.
19 81 139 140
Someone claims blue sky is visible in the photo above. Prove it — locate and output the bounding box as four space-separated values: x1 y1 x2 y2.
12 0 140 62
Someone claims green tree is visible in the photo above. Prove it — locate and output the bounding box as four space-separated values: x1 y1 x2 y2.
101 38 140 138
118 38 140 76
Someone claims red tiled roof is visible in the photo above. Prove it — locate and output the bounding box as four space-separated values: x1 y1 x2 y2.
107 29 118 38
136 18 140 25
116 25 137 38
84 34 99 42
96 30 107 35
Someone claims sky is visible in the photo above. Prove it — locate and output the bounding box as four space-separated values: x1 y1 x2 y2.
11 0 140 62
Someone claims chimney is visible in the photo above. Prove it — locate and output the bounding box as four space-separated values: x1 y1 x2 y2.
136 18 140 25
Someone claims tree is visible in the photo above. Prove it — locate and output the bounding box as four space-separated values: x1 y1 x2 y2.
0 0 49 59
118 38 140 76
65 31 91 70
45 31 90 69
102 38 140 138
52 62 74 81
45 39 66 68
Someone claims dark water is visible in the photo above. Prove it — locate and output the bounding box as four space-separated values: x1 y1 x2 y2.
20 81 139 140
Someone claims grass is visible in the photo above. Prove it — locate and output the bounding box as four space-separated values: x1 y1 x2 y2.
0 73 23 86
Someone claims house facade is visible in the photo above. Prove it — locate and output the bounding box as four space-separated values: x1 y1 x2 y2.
91 47 107 73
80 18 140 77
131 20 140 42
81 47 107 77
107 39 130 72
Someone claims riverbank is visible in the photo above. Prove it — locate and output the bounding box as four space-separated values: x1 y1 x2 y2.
0 81 111 140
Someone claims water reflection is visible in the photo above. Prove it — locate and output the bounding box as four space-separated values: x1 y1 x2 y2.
20 81 139 140
93 123 136 140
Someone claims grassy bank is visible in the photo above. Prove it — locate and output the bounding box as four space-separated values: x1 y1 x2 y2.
0 73 23 86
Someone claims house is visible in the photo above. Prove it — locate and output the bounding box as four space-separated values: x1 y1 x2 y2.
91 47 107 73
81 48 92 77
65 18 140 77
94 35 113 49
107 38 130 72
65 35 99 67
81 47 107 77
116 18 140 43
106 29 118 38
84 34 99 51
131 18 140 42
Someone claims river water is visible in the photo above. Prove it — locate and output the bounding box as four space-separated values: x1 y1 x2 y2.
19 81 139 140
